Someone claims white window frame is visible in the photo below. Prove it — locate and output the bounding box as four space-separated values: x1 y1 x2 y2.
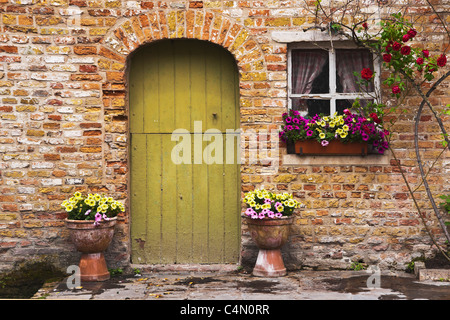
287 41 381 116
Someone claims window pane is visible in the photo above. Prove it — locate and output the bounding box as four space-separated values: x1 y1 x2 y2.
291 49 329 94
336 99 374 115
291 98 330 116
335 49 374 93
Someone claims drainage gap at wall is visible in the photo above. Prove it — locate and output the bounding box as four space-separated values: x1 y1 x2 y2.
0 261 65 299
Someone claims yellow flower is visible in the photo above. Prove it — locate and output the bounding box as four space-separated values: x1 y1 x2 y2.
276 205 284 212
340 132 348 138
329 121 335 128
65 204 73 212
343 125 349 131
94 194 101 201
319 132 326 139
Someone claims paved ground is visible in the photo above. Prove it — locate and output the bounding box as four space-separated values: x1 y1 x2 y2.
33 269 450 302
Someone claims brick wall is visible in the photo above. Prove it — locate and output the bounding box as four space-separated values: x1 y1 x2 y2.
0 0 448 272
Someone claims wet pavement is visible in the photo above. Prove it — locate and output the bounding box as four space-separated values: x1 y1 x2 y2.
33 269 450 301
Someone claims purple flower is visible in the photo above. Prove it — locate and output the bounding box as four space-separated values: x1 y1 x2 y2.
285 117 292 123
85 209 91 216
292 110 300 116
306 130 313 137
292 118 299 124
362 133 369 141
285 125 293 131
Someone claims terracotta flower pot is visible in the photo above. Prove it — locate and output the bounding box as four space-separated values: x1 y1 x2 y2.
65 217 117 282
245 216 293 277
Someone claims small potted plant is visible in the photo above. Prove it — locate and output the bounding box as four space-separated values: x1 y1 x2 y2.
243 189 302 277
62 191 125 281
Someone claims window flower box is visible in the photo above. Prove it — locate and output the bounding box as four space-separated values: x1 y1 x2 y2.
280 108 389 157
287 139 368 156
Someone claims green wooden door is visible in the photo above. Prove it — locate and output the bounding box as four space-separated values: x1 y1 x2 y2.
129 39 240 264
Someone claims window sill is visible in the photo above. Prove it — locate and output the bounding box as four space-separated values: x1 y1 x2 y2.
282 150 391 166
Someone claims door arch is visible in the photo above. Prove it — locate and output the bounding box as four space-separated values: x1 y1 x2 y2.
129 39 240 264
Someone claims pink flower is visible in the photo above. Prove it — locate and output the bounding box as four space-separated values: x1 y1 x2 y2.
321 140 329 147
343 109 352 115
93 212 102 226
245 208 255 216
422 49 430 57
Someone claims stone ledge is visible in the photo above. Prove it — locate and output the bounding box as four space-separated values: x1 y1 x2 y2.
415 262 450 281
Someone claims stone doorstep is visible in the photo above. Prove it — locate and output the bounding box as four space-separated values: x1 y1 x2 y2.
129 264 241 275
414 262 450 281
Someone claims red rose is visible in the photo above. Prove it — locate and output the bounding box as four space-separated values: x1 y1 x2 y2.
402 34 410 42
392 85 401 94
416 57 424 65
407 29 417 38
383 53 392 62
361 68 373 80
370 113 381 124
437 54 447 67
362 22 368 29
392 41 401 51
400 45 411 55
422 49 430 57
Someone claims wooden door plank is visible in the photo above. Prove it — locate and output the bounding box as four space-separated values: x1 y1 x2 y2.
205 46 225 262
146 134 162 263
160 135 177 263
143 45 160 134
174 40 192 131
158 41 175 134
222 54 241 262
129 50 145 134
190 41 207 131
192 139 209 263
175 133 194 263
130 134 147 263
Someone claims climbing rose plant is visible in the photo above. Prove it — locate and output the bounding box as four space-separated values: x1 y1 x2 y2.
364 13 447 97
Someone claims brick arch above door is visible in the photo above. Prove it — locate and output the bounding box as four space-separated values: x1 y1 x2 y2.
97 9 268 93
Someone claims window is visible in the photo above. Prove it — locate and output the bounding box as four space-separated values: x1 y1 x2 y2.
288 44 379 117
